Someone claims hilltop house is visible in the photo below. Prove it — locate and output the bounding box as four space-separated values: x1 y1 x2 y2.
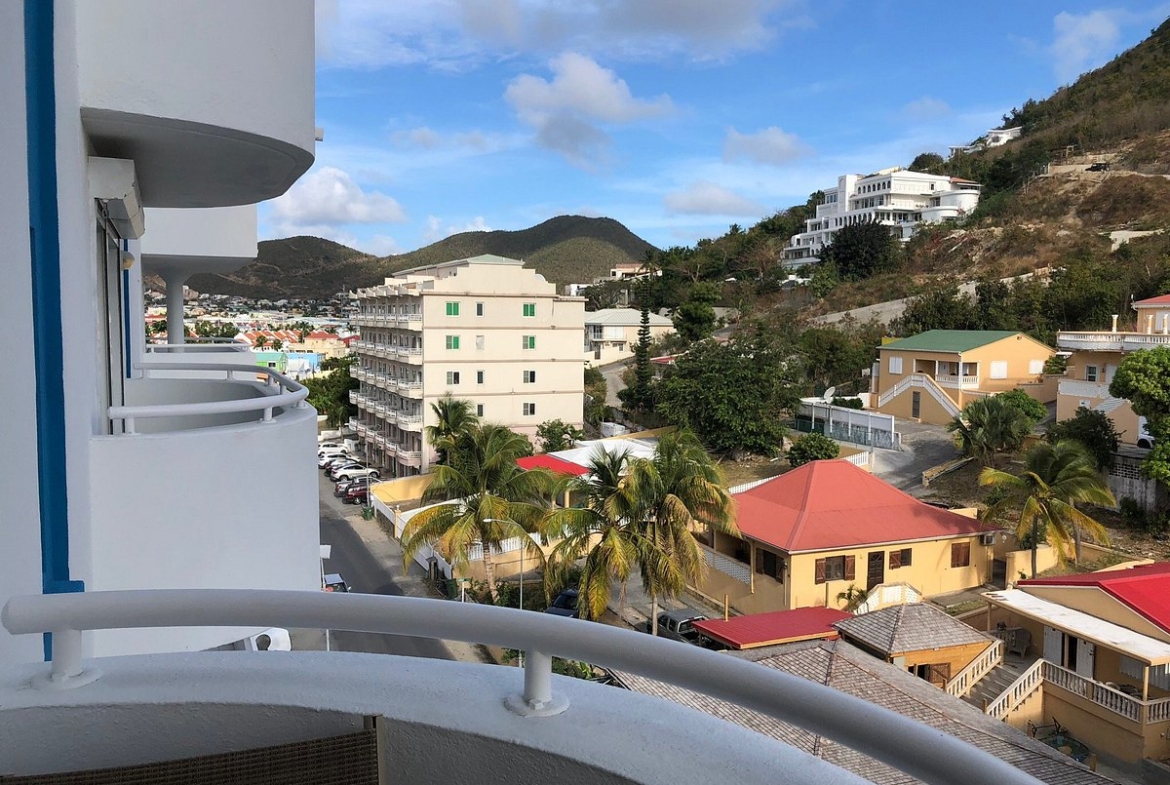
695 460 998 616
783 168 981 267
872 330 1054 426
583 308 674 364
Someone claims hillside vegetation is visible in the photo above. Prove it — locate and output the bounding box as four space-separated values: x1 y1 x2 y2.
181 215 655 300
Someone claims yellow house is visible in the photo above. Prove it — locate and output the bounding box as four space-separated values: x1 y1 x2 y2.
976 564 1170 768
695 460 998 616
873 330 1055 426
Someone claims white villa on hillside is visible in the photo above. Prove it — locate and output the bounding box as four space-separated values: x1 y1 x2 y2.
783 169 981 266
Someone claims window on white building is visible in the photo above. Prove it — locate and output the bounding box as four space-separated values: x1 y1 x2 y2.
477 404 484 417
477 370 484 384
1085 365 1098 382
446 371 460 385
476 335 485 350
523 370 536 384
476 302 484 317
523 403 536 416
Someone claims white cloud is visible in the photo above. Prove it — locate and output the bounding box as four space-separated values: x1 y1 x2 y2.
364 234 403 256
315 0 806 70
423 214 494 243
270 166 407 226
902 96 951 121
722 126 810 166
393 126 442 148
506 52 673 166
1050 10 1121 82
663 182 767 216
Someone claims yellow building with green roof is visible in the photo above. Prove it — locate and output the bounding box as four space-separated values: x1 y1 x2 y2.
872 330 1055 425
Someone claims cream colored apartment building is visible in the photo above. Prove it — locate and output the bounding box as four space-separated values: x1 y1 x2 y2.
350 255 585 476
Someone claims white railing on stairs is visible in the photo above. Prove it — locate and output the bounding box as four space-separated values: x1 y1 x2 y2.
877 374 961 417
986 659 1044 720
945 639 1003 697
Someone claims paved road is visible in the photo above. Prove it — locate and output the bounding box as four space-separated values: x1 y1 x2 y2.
318 475 451 660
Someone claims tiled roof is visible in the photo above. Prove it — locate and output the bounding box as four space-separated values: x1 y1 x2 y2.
833 603 990 655
516 454 590 477
732 461 989 553
691 607 849 649
1134 293 1170 307
880 330 1021 353
614 640 1111 785
1019 562 1170 636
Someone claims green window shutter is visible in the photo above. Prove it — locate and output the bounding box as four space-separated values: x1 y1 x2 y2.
446 335 459 350
523 303 535 317
446 302 459 316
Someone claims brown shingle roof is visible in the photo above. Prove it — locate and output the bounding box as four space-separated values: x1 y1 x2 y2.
833 603 991 655
614 640 1108 785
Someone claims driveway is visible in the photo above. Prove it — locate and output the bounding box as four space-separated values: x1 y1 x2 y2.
599 358 631 407
871 419 959 495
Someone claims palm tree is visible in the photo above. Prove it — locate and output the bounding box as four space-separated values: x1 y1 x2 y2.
254 334 269 350
979 440 1115 578
542 447 646 621
425 394 479 466
401 424 551 601
837 584 867 612
947 395 1032 467
626 430 738 635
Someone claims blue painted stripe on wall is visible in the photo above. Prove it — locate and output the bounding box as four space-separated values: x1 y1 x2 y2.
25 0 84 629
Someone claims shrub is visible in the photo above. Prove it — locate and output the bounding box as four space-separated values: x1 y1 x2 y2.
787 433 840 467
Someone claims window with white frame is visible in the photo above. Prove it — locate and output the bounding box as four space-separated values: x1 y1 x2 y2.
888 356 903 374
522 335 536 350
476 335 485 350
523 370 536 384
523 402 536 416
446 371 460 385
1085 365 1098 382
989 361 1008 380
1029 359 1045 375
476 404 484 417
476 302 484 317
476 370 484 384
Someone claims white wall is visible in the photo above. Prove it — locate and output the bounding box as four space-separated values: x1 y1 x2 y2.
140 206 258 268
84 406 321 656
0 2 45 665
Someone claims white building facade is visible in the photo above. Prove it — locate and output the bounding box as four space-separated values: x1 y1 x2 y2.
1 0 321 665
584 308 674 364
784 169 981 266
350 256 586 476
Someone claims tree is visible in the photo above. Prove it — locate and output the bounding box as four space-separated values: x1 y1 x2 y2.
626 430 738 635
254 334 269 349
536 419 585 452
272 338 284 352
584 366 608 425
671 282 719 342
947 395 1033 467
658 335 799 457
543 448 645 621
1109 346 1170 483
1046 407 1120 471
402 424 553 601
997 389 1048 426
909 152 946 173
303 357 357 427
787 433 840 467
892 286 978 335
979 441 1115 576
820 220 901 282
424 394 480 467
837 584 868 612
618 300 657 413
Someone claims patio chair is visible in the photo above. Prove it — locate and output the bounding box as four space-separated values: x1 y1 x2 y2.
1007 628 1031 658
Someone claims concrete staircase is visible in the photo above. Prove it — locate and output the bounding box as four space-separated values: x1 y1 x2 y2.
963 655 1039 712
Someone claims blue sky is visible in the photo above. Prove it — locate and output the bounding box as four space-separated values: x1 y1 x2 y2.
260 1 1170 256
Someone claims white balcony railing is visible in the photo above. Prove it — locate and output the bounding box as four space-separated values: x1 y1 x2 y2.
699 545 751 584
144 339 250 354
0 589 1046 785
109 362 308 435
1058 331 1170 352
985 659 1044 720
934 374 980 388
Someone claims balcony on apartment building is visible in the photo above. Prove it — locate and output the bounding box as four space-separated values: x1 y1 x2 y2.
88 364 319 655
913 359 980 388
1057 330 1170 353
77 0 315 209
0 590 1044 785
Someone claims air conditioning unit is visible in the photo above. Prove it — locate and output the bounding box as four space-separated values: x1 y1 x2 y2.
979 533 996 547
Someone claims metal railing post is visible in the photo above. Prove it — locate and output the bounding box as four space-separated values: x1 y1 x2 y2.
505 649 568 717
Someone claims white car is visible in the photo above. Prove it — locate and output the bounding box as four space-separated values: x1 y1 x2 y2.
334 466 380 482
319 452 353 469
1138 417 1155 450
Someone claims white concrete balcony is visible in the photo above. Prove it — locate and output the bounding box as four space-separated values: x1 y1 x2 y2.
140 206 258 281
1058 379 1111 400
143 339 253 365
0 590 1043 785
398 450 423 467
75 0 315 208
1057 330 1170 352
934 374 981 388
399 414 424 433
89 367 319 655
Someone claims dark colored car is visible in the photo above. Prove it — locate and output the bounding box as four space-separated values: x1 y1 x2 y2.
344 483 369 505
544 588 580 618
323 573 349 593
1087 162 1110 172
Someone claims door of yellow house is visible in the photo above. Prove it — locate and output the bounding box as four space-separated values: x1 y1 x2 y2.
866 551 885 591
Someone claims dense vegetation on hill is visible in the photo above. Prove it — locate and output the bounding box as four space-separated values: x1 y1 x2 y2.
180 216 656 300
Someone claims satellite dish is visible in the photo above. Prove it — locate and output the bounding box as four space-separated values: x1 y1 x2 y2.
823 386 837 402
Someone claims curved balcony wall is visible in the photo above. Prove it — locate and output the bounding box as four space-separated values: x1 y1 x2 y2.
75 0 315 207
85 377 319 655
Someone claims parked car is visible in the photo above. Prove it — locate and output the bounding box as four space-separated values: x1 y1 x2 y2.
1139 417 1155 450
317 441 343 451
334 466 379 482
319 451 352 468
325 460 364 479
323 573 349 593
335 472 376 496
651 609 709 644
1087 162 1110 172
544 588 580 618
343 483 370 505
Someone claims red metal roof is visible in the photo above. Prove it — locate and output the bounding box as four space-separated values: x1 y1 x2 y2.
516 454 590 477
1019 563 1170 634
733 460 990 553
1134 294 1170 307
691 607 851 649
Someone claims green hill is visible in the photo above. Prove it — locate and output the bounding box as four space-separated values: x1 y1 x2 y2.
180 215 656 300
